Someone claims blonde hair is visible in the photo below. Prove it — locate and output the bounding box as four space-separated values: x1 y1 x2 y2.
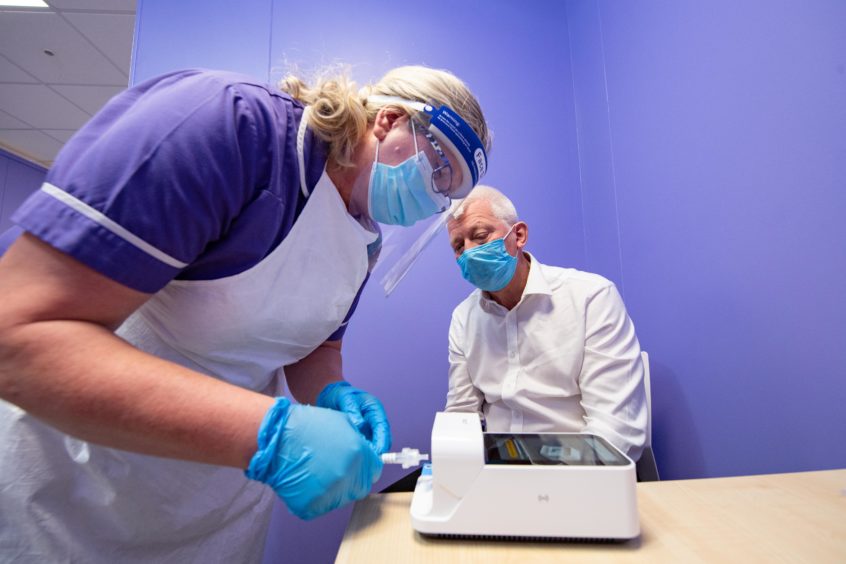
280 65 491 169
450 185 518 227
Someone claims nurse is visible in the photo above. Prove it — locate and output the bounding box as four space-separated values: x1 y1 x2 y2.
0 66 490 562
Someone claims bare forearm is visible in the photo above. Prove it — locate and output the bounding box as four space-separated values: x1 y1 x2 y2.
284 341 343 405
0 320 273 469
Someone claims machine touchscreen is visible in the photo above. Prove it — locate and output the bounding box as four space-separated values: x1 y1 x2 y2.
483 433 628 466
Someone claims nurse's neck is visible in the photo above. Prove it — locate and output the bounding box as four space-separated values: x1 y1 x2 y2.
326 163 355 209
326 132 377 211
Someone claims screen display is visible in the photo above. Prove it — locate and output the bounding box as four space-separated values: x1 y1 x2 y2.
483 433 628 466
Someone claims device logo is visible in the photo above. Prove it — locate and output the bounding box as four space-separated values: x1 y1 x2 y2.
537 494 549 503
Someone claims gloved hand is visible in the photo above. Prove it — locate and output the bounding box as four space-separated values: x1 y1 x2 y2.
316 381 392 454
245 397 382 520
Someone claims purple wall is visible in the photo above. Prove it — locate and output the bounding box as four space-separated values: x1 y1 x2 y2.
131 0 273 85
130 0 846 561
0 149 46 235
568 0 846 480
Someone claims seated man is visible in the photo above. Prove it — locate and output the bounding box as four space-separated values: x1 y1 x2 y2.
445 186 647 460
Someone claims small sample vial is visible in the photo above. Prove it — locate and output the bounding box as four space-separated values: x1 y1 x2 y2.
381 447 429 469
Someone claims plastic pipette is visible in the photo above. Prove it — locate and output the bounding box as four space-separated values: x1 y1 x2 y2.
381 447 429 469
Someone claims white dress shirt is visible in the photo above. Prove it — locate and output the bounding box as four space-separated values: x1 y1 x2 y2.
446 253 647 460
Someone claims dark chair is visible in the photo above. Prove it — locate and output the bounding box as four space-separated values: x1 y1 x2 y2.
635 351 660 482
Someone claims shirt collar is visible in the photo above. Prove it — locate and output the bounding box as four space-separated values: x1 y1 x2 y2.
521 252 553 297
477 252 552 312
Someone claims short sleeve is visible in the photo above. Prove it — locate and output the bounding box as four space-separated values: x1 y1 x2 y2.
12 70 284 293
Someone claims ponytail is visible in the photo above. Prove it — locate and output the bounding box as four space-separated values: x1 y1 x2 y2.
280 73 368 168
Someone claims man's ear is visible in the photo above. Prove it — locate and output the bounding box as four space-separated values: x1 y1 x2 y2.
372 107 409 142
514 221 529 250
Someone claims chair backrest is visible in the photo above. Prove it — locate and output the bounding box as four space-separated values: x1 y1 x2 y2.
637 350 660 481
641 350 652 448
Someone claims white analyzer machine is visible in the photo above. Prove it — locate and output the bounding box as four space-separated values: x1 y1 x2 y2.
409 412 640 540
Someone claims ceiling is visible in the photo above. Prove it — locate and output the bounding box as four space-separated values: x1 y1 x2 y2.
0 0 136 168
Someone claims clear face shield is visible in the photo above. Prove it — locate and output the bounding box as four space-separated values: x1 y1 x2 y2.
359 96 488 296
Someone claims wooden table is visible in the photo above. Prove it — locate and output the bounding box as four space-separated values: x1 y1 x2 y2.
336 469 846 563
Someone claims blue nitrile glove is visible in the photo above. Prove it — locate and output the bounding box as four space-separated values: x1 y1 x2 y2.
245 397 383 520
316 381 392 454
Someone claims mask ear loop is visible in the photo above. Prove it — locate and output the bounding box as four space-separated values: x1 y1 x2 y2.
502 223 518 257
411 118 421 158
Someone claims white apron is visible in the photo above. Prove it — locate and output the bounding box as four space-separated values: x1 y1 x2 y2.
0 117 378 562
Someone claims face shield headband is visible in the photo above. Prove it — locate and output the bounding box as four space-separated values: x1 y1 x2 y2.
366 95 488 198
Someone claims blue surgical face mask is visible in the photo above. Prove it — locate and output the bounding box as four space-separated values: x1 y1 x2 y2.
368 121 449 226
457 225 518 292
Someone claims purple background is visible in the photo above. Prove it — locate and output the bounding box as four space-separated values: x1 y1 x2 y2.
0 0 841 562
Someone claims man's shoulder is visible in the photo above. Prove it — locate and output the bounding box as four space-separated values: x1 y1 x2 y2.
451 288 483 318
452 288 482 315
539 262 615 293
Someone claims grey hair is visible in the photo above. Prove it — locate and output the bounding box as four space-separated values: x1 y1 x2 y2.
449 185 518 227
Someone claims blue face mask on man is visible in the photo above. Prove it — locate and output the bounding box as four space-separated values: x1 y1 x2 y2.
368 120 449 227
457 225 518 292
